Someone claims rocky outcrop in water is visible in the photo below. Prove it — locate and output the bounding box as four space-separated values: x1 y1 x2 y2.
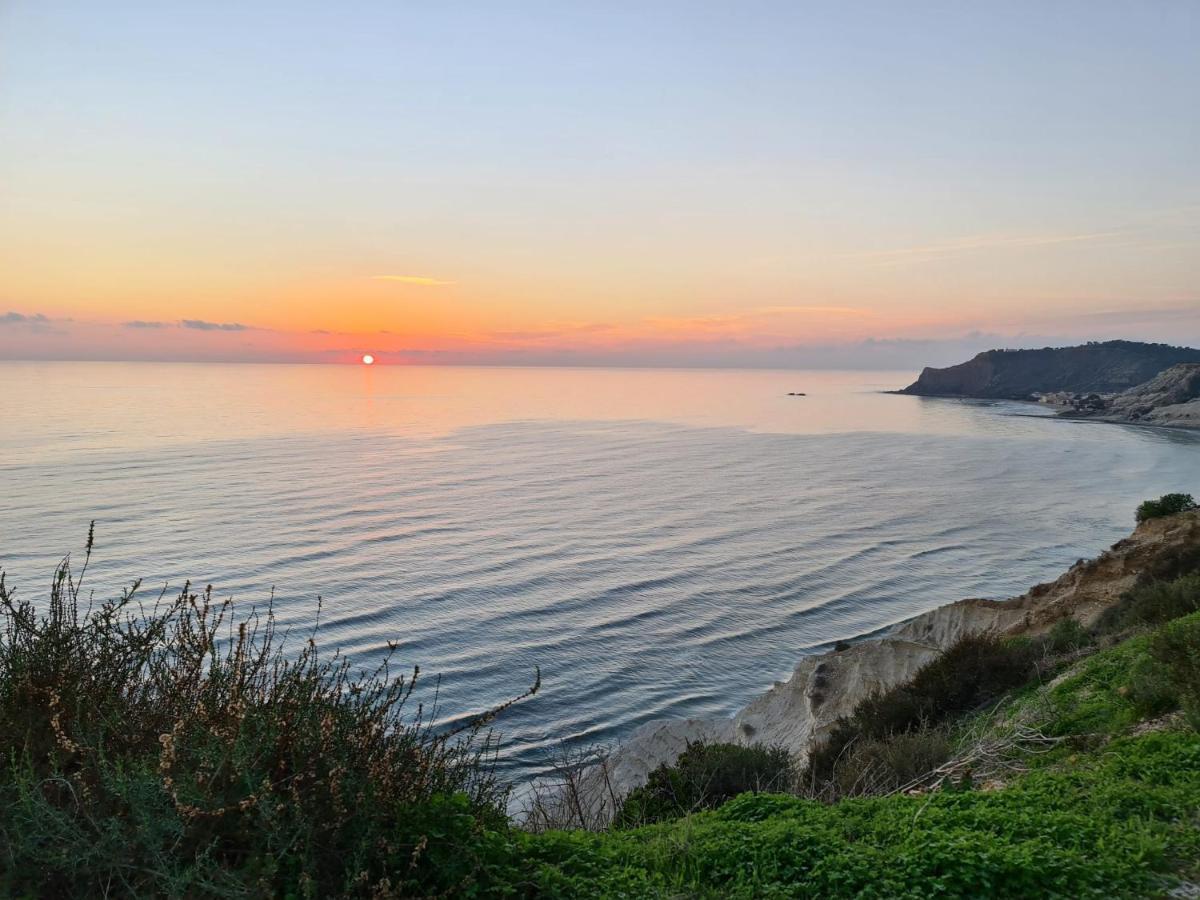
1062 363 1200 429
551 509 1200 825
898 341 1200 400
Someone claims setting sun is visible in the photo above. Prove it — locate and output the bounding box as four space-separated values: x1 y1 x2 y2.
3 6 1200 892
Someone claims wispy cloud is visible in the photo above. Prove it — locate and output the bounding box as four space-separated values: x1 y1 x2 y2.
124 320 167 329
372 275 455 286
1067 304 1200 325
1 311 65 334
487 322 615 342
754 305 867 316
182 319 248 332
639 304 872 338
1 311 49 325
845 231 1121 267
490 330 565 341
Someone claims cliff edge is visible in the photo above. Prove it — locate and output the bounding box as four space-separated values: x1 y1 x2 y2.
552 509 1200 824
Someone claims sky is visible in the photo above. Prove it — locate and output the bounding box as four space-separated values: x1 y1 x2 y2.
1 1 1197 367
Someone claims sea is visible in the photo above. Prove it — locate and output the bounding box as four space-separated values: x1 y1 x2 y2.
3 362 1198 782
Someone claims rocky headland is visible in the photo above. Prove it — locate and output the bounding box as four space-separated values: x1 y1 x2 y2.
897 340 1200 430
898 340 1200 401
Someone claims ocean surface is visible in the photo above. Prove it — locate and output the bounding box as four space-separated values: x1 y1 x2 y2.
3 362 1199 782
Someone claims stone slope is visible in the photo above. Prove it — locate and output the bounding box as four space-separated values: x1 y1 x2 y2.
1062 363 1200 429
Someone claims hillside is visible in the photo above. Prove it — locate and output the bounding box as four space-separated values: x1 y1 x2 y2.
521 612 1200 898
535 506 1200 823
1063 362 1200 429
518 503 1200 897
897 340 1200 400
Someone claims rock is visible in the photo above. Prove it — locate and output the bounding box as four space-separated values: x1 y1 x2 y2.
1062 363 1200 429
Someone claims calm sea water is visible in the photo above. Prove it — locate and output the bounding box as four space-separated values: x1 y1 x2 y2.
3 363 1198 780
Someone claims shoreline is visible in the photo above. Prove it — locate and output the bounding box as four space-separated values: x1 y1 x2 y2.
542 508 1200 825
883 390 1200 432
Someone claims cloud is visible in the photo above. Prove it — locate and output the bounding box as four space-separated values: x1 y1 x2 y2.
1 311 65 334
1 311 49 325
1058 304 1200 326
844 231 1121 267
490 330 565 341
371 275 455 286
754 305 868 316
124 320 168 329
181 319 248 332
488 322 614 342
640 305 871 337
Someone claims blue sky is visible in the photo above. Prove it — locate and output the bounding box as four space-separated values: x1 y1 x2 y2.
1 1 1197 364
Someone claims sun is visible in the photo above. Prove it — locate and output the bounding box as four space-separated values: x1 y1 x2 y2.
361 354 375 366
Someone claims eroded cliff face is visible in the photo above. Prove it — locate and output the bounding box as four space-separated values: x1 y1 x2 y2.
551 510 1200 824
905 357 997 397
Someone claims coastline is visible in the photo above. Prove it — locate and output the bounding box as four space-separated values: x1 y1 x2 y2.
884 389 1200 432
547 508 1200 825
891 347 1200 431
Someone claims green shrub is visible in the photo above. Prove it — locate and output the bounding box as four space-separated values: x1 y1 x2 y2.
802 726 953 800
615 741 794 826
0 527 538 897
1151 614 1200 729
1136 493 1197 523
1123 655 1178 719
1043 618 1093 654
898 634 1039 726
804 634 1038 792
1098 573 1200 631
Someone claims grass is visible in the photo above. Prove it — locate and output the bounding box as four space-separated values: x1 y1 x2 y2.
518 732 1200 898
522 569 1200 898
518 607 1200 898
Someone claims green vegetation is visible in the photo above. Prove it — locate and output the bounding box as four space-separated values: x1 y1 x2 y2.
533 603 1200 898
1099 571 1200 630
1043 616 1093 654
0 526 539 897
615 741 794 827
1152 615 1200 728
3 502 1199 897
802 633 1040 799
518 732 1200 898
1136 492 1197 523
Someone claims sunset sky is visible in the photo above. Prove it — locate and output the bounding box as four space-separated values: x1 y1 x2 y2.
1 1 1197 366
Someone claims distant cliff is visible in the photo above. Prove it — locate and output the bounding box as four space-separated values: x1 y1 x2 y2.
898 340 1200 400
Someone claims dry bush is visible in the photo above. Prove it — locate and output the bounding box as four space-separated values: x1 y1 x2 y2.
0 524 539 897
